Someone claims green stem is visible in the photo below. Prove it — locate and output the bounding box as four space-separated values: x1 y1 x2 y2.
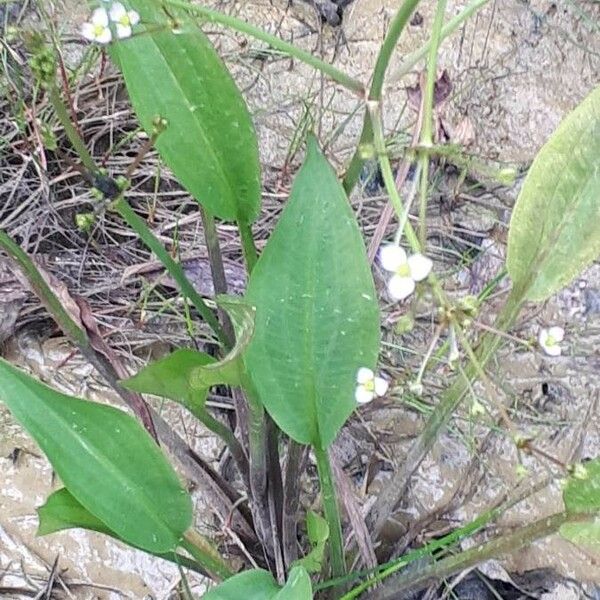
238 221 258 273
367 288 525 536
390 0 490 83
0 231 90 348
343 0 423 193
417 0 447 248
201 207 235 347
372 511 578 599
193 405 250 489
181 529 235 581
315 446 346 578
368 101 447 307
113 198 229 347
48 84 96 172
164 0 365 95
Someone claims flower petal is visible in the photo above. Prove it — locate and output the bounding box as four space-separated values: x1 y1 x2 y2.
95 27 112 44
388 275 415 301
544 344 562 357
128 9 140 25
408 253 432 282
379 245 407 273
355 385 374 404
91 7 109 26
109 2 126 20
538 329 549 347
374 377 388 397
115 23 132 38
356 367 374 384
548 326 565 342
81 22 96 40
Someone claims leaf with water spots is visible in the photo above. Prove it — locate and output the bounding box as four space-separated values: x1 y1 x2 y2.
0 358 192 553
108 0 261 222
245 137 380 448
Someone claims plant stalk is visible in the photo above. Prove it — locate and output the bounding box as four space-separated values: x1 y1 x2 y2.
372 511 579 599
238 221 259 273
389 0 490 83
181 529 235 581
417 0 447 248
48 84 96 172
164 0 365 95
113 198 229 347
343 0 423 193
314 445 346 579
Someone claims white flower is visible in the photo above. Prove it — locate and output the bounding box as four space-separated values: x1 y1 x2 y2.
109 2 140 39
538 326 564 357
380 245 432 301
355 367 388 404
81 7 112 44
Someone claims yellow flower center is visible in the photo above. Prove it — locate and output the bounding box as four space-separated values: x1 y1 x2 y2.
396 263 410 278
363 380 374 392
119 15 131 26
94 24 106 36
546 335 557 346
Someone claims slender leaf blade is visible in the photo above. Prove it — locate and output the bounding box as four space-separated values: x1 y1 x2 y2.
507 85 600 301
245 137 380 448
110 0 261 222
0 359 192 553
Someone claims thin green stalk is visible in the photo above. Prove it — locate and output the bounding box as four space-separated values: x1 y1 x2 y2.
163 0 364 95
181 529 235 581
390 0 490 83
343 0 423 193
314 446 346 579
373 511 578 599
48 84 96 172
370 0 423 100
417 0 447 248
238 221 258 273
368 101 447 307
367 288 526 536
113 198 228 347
201 206 235 347
193 404 250 489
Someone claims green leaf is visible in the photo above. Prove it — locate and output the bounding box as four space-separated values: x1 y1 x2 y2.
559 459 600 555
201 569 280 600
0 358 192 553
559 520 600 556
109 0 261 223
124 296 255 409
38 488 202 572
245 137 380 448
293 511 329 574
275 567 312 599
507 85 600 301
562 459 600 514
201 567 312 600
124 348 216 405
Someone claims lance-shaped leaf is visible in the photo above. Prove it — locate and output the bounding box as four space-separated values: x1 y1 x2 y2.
202 566 312 599
38 488 202 572
559 458 600 555
123 296 255 408
109 0 261 222
507 85 600 301
0 358 192 553
245 137 380 448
